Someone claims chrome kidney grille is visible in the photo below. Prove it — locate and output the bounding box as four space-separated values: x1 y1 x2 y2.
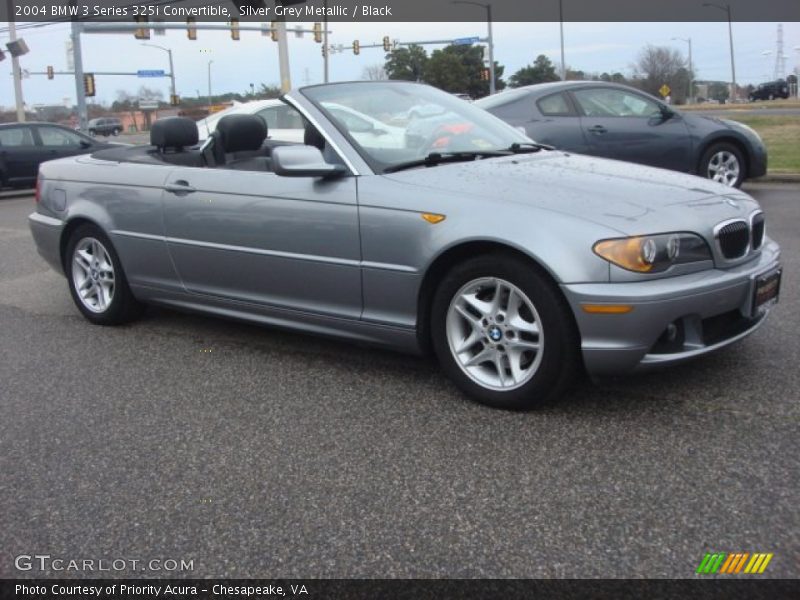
714 211 764 260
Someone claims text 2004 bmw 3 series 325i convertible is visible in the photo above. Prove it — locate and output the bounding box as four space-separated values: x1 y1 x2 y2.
29 81 782 409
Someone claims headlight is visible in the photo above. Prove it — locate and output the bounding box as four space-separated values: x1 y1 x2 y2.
593 233 712 273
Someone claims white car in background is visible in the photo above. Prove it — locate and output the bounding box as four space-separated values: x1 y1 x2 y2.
195 99 306 143
195 98 405 148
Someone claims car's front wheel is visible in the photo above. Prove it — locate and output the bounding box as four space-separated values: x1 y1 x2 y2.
112 128 121 136
66 224 144 325
700 142 745 188
431 254 580 409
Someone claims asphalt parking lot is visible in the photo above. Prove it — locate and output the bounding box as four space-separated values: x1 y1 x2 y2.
0 184 798 579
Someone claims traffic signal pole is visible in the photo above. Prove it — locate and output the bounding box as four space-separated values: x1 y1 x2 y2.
71 20 88 132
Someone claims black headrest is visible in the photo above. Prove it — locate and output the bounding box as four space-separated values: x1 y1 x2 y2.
304 123 325 151
150 117 198 150
216 114 267 153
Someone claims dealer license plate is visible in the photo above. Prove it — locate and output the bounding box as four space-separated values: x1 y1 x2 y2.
752 268 781 316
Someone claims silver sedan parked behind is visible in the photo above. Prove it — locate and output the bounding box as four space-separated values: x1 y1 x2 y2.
29 81 781 409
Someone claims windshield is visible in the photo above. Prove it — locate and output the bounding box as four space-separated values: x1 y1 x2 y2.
300 81 531 173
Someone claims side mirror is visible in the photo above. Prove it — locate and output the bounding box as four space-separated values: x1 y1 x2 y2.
79 140 92 148
659 105 675 120
272 145 346 178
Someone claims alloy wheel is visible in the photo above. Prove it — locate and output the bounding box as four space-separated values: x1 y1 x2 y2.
71 237 115 313
445 277 544 391
707 150 740 187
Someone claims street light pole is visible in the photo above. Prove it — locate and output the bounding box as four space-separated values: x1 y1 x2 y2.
703 3 737 103
452 1 495 94
559 0 566 80
323 0 329 83
141 43 176 102
672 37 693 103
207 60 213 106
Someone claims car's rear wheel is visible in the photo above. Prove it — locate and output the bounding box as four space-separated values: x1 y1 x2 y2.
66 224 144 325
112 128 121 136
700 142 745 188
431 254 579 410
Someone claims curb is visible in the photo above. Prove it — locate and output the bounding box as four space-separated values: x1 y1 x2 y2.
0 189 34 200
750 174 800 184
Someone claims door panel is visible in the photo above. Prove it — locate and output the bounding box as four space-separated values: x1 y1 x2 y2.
161 167 362 319
571 87 692 172
0 126 40 185
36 125 93 162
525 92 590 153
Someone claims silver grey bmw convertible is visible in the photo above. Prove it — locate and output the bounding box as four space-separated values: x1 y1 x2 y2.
29 81 781 409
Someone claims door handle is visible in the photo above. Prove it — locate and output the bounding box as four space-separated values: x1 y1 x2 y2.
588 125 608 135
164 180 196 194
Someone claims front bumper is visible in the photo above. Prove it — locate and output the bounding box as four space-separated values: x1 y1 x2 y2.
561 239 781 375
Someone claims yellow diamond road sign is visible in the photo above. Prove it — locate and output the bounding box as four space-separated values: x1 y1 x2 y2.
659 84 671 97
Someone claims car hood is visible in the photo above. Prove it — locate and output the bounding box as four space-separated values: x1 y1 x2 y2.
383 151 759 236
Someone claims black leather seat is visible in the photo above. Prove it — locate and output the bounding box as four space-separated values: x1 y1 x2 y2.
150 117 204 167
207 114 271 171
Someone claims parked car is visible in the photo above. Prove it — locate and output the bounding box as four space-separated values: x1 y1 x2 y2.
749 80 790 101
195 98 405 149
29 81 781 410
475 81 768 187
0 122 117 189
87 117 123 137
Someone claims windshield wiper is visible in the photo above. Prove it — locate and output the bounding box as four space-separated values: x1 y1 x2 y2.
508 142 554 153
383 150 511 173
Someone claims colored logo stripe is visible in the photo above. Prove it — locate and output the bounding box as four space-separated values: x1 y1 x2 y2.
744 553 774 574
697 552 773 574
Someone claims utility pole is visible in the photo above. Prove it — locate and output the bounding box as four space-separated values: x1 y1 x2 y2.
7 0 26 121
672 37 693 103
703 3 737 102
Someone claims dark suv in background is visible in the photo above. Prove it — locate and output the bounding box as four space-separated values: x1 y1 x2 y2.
87 117 123 136
749 80 790 101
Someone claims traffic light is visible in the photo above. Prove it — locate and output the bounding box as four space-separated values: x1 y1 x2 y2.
270 21 279 42
134 16 150 40
170 94 180 106
230 18 240 41
83 73 96 97
313 22 322 43
481 68 490 81
353 40 360 55
187 17 197 40
47 65 54 80
383 36 391 52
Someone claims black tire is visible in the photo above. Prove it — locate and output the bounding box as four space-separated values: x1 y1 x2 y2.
112 128 121 136
431 254 580 410
88 129 96 137
768 93 774 101
65 224 144 325
699 142 746 188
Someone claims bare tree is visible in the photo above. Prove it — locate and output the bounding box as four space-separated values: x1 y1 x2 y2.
632 45 693 104
137 86 164 102
362 64 387 81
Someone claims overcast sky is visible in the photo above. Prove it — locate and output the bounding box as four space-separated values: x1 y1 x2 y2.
1 20 799 108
